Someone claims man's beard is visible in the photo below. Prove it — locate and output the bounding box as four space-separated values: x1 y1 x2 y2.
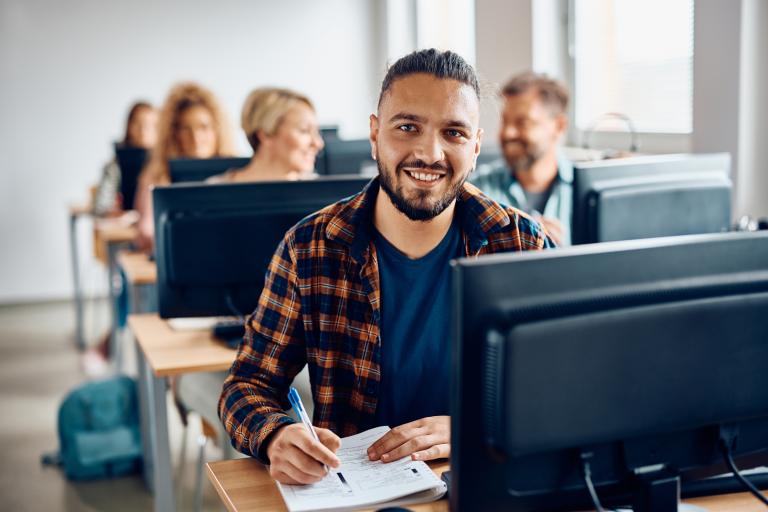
377 158 468 222
502 139 545 172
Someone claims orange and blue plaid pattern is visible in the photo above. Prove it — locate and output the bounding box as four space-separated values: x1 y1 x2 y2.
218 178 554 462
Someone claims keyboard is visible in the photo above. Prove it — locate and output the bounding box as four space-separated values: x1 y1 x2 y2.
212 319 245 349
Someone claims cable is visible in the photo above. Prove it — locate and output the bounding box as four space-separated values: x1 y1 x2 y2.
720 440 768 507
581 452 607 512
224 291 245 322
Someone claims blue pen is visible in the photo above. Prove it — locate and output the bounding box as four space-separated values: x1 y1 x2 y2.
288 387 328 471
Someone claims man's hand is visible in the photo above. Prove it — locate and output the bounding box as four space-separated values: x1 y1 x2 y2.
266 423 341 484
367 416 450 463
535 215 564 246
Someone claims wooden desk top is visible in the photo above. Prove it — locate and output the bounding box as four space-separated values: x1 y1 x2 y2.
93 214 138 264
206 458 763 512
117 250 157 285
69 203 92 217
94 216 138 243
206 458 451 512
128 313 236 377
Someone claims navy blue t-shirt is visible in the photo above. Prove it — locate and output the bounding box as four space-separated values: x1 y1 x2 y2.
373 219 463 427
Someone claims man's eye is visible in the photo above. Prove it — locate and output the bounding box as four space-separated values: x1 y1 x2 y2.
397 124 416 132
446 129 465 138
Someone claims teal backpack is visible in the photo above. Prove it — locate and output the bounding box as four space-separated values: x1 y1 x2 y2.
48 375 143 480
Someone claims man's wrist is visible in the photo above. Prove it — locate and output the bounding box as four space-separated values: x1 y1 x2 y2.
257 415 296 464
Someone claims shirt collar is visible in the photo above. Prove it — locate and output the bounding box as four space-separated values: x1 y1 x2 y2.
325 177 512 261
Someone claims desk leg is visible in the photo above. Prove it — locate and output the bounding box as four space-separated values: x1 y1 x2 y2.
136 342 156 493
107 241 128 369
143 352 176 511
69 212 86 350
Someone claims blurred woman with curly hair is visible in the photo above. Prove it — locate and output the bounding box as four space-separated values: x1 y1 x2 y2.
135 82 236 249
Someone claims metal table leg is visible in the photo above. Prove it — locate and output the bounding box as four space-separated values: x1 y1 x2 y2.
69 212 86 350
107 241 130 368
136 341 156 493
142 349 176 511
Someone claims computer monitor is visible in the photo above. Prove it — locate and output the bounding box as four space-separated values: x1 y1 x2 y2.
113 143 148 210
319 125 340 141
152 176 372 318
168 157 251 183
451 232 768 511
320 139 374 175
571 153 732 245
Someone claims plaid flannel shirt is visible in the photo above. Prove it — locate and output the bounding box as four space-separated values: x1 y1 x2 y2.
219 177 554 462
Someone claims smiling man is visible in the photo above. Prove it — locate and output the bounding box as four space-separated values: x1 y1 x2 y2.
219 49 554 485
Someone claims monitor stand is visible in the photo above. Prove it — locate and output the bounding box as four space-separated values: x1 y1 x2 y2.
630 474 706 512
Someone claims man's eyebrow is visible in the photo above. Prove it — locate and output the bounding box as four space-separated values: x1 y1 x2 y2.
445 119 472 130
388 112 472 130
388 112 425 123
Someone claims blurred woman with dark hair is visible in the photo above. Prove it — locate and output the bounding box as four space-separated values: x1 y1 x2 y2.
92 101 157 215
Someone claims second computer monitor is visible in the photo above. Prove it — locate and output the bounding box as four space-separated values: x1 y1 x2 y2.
571 153 732 245
152 176 372 318
320 139 374 175
168 157 251 183
113 144 148 210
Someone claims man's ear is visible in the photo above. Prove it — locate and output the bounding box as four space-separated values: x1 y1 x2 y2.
555 113 568 138
369 113 379 160
472 128 484 171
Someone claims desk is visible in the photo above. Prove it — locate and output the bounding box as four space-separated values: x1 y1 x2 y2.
68 203 92 350
206 458 450 512
118 250 157 286
206 458 764 512
129 313 236 512
117 250 157 314
93 215 137 265
94 216 137 363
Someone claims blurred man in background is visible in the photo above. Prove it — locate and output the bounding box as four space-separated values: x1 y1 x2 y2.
473 72 572 246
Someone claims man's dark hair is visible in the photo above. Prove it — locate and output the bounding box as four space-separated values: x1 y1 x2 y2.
502 71 569 115
378 48 480 107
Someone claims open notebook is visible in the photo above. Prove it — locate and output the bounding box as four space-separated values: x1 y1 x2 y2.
276 426 448 512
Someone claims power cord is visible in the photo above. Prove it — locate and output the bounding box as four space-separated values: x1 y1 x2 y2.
224 291 246 323
719 436 768 507
581 451 607 512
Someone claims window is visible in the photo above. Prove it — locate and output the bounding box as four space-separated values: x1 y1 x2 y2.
572 0 694 134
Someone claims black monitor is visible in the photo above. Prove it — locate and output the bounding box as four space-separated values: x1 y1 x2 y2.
168 157 251 183
320 139 374 175
319 125 340 141
450 232 768 511
152 176 371 318
113 143 148 210
571 153 732 245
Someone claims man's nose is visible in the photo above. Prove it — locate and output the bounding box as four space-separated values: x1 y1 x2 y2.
501 122 519 140
413 133 445 166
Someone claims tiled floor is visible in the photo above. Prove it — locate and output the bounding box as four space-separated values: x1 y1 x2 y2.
0 299 227 511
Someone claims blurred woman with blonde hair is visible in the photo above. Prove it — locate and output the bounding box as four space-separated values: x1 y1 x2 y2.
135 82 236 248
209 87 324 183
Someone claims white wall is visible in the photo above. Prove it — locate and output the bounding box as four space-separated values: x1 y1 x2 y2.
691 0 743 213
0 0 380 303
474 0 533 142
737 0 768 218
